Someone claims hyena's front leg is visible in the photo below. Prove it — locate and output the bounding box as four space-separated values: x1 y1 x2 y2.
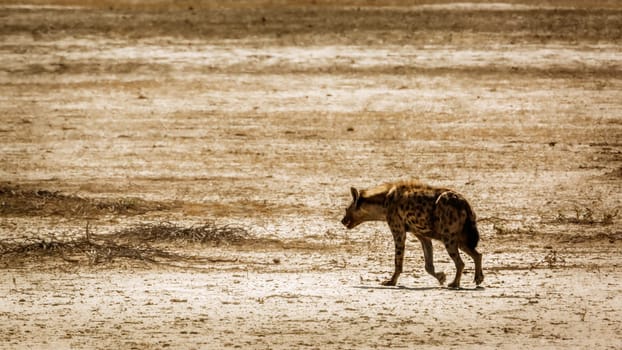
416 236 446 285
382 222 406 286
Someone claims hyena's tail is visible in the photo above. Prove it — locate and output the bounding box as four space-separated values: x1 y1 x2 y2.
459 194 480 250
463 210 480 250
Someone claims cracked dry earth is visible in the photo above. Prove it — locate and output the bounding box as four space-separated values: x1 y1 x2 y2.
1 1 622 349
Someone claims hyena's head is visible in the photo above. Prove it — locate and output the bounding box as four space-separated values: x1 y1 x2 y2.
341 187 364 229
341 187 387 229
342 185 390 229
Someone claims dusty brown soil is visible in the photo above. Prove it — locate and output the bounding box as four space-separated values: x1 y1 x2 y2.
1 1 621 349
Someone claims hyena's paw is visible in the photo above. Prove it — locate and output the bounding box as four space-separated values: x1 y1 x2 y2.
381 278 397 286
435 272 446 285
447 281 461 289
475 272 484 285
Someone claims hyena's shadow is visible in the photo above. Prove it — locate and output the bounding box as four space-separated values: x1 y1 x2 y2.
353 285 438 292
354 285 485 292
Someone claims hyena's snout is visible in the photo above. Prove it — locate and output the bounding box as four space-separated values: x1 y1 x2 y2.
341 216 350 228
341 215 358 229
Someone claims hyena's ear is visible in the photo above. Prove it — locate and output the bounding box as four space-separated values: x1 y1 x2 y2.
350 187 363 210
350 187 359 201
351 187 363 209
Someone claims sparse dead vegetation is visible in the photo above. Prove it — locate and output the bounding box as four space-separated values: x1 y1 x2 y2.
0 221 253 266
0 226 175 266
554 207 619 226
114 221 252 245
0 220 342 267
530 248 566 270
0 184 173 217
493 223 538 237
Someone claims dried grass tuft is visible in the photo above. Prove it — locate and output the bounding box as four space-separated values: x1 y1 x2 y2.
113 221 252 245
554 208 619 226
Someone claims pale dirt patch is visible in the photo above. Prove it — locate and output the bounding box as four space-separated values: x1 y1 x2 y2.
2 248 621 349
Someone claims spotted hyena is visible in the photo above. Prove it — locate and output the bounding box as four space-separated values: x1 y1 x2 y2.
341 180 483 288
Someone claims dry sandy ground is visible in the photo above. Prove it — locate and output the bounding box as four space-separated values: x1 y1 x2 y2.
1 1 621 349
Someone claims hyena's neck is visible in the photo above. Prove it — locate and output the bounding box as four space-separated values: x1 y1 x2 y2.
360 184 392 206
360 189 390 221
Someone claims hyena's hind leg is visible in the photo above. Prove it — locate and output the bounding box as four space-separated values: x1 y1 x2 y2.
435 193 468 289
443 237 465 289
416 236 446 285
436 191 483 288
459 244 484 285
